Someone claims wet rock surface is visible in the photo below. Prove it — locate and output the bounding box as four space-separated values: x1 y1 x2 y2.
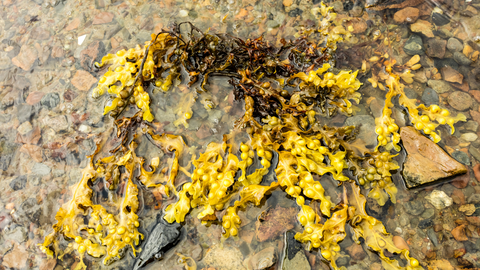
401 126 467 188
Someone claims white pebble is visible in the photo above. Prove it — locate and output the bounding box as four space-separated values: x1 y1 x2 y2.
179 10 189 17
425 190 452 210
79 124 92 133
78 34 86 45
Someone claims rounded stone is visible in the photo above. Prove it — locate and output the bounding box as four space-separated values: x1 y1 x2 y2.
447 91 473 111
421 87 439 106
452 151 471 165
447 38 463 52
404 34 425 56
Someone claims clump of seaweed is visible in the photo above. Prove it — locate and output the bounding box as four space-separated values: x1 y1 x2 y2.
38 3 461 270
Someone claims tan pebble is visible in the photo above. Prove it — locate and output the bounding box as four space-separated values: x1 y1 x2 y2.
5 203 14 210
393 235 409 250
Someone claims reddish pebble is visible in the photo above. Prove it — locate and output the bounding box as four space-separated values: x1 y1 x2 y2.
474 164 480 182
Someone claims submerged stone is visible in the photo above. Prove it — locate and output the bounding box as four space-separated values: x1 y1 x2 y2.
283 231 311 270
425 190 453 210
400 126 467 188
133 216 181 270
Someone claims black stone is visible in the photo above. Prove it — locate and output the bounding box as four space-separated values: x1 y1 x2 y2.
40 92 60 109
285 230 303 260
421 88 439 106
288 8 303 17
432 12 450 26
434 58 459 70
10 175 27 191
418 219 434 229
404 35 425 56
133 215 181 270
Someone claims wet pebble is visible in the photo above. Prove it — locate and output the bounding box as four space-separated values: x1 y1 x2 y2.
288 8 303 17
447 38 463 52
3 225 28 243
40 93 60 109
421 87 439 106
349 5 363 17
43 115 69 132
467 194 480 204
410 216 420 228
427 79 452 94
283 231 311 270
9 175 27 191
464 121 479 132
454 51 473 66
393 236 409 250
404 34 425 56
447 91 473 111
470 147 480 162
17 121 33 135
404 200 425 216
432 12 450 26
393 7 419 23
32 163 51 176
249 247 276 270
427 228 439 246
425 38 446 59
344 115 376 147
461 133 478 142
16 103 34 123
418 219 434 229
452 151 471 165
425 190 453 209
421 208 435 219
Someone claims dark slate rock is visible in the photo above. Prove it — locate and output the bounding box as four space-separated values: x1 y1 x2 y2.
133 215 181 270
285 231 303 260
418 219 434 229
452 151 471 165
432 12 450 26
404 35 425 56
427 228 439 246
288 8 303 17
40 93 60 109
10 175 27 191
421 88 439 106
434 58 459 70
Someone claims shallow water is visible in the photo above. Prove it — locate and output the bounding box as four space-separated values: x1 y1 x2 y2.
1 0 480 269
